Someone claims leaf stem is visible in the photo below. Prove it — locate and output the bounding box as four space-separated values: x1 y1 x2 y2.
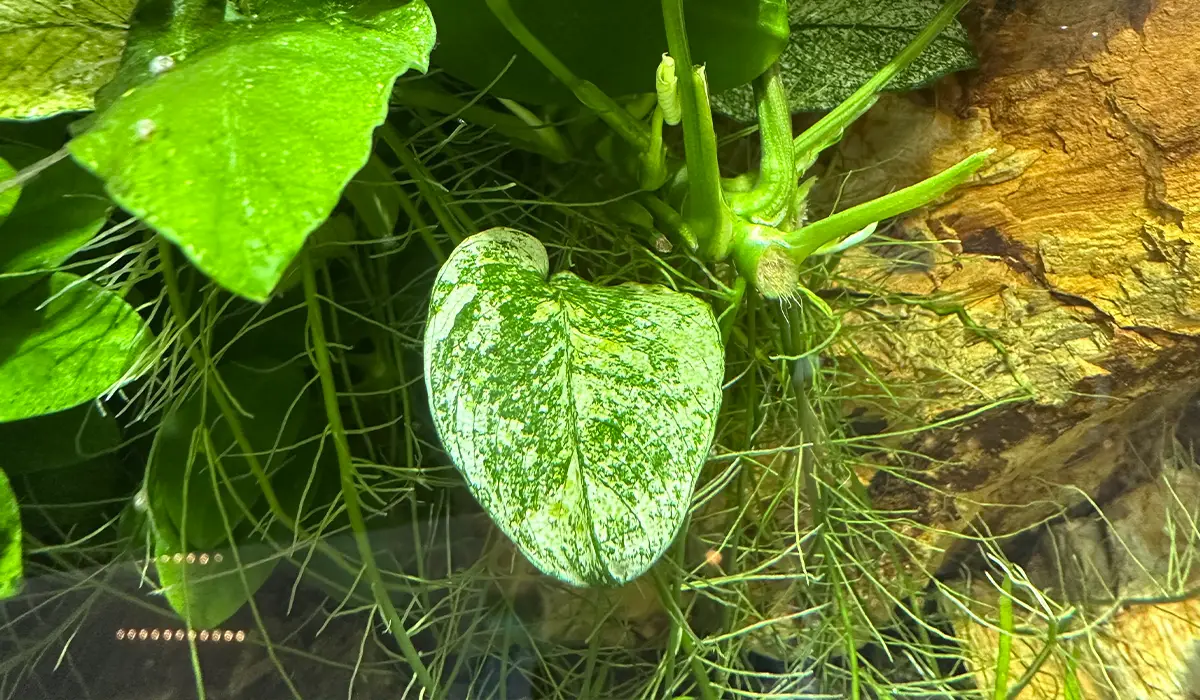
661 0 732 260
729 64 795 224
785 149 991 260
483 0 649 150
300 253 438 696
380 124 469 246
792 0 971 167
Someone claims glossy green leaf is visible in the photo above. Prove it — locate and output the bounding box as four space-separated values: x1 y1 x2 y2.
0 0 137 118
0 468 19 600
0 154 17 222
149 360 310 551
424 228 724 586
0 145 113 305
0 403 121 476
0 273 153 423
153 521 277 629
426 0 788 105
711 0 976 122
69 0 436 301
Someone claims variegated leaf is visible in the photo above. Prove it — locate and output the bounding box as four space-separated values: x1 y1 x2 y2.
424 228 724 586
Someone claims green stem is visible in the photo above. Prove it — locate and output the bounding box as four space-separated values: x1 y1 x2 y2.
650 565 717 700
792 0 971 168
993 574 1014 700
729 64 795 224
484 0 648 150
786 149 991 260
661 0 732 261
380 124 470 246
392 82 571 163
300 254 438 695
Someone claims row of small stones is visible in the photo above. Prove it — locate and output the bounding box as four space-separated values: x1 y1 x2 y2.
116 628 246 642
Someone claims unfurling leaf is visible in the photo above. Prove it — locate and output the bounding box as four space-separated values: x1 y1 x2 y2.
424 228 724 586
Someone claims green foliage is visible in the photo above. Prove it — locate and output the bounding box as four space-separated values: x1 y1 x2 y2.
0 468 19 600
0 273 152 422
424 228 724 585
0 404 121 476
0 0 138 118
0 154 17 220
0 145 113 304
427 0 788 104
70 0 436 300
712 0 977 121
153 520 278 629
148 360 311 551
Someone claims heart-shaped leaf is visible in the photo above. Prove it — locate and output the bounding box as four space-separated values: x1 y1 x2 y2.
0 468 20 600
0 0 138 118
712 0 976 121
424 228 724 586
69 1 436 301
0 273 153 422
149 359 311 551
0 145 114 305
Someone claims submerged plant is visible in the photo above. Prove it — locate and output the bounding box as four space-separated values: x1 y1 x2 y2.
3 0 1126 698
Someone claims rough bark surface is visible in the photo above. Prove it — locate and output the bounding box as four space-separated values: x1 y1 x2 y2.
819 0 1200 571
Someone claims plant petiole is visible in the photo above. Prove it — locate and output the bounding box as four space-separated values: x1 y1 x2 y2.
484 0 650 151
729 64 795 226
786 149 992 261
662 0 733 260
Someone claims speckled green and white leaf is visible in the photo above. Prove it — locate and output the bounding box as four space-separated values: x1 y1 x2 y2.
0 468 20 600
424 228 724 586
0 0 137 118
711 0 976 122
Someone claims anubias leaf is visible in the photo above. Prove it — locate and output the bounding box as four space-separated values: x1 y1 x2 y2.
0 403 120 476
69 0 436 301
0 468 19 600
0 273 153 423
153 521 277 629
424 228 724 586
0 145 113 305
0 0 138 118
711 0 977 122
149 360 310 551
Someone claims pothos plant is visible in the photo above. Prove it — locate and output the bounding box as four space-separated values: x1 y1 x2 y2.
0 0 982 693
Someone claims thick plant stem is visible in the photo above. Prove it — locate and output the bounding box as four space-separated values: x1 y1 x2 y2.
786 149 992 260
792 0 971 167
300 254 438 696
484 0 648 150
729 64 795 224
662 0 732 260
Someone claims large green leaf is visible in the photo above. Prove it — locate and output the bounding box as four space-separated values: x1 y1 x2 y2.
149 360 310 551
425 0 788 105
0 468 19 600
424 228 724 586
0 273 153 422
0 0 138 118
0 403 121 476
712 0 977 122
0 145 114 305
69 0 436 301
